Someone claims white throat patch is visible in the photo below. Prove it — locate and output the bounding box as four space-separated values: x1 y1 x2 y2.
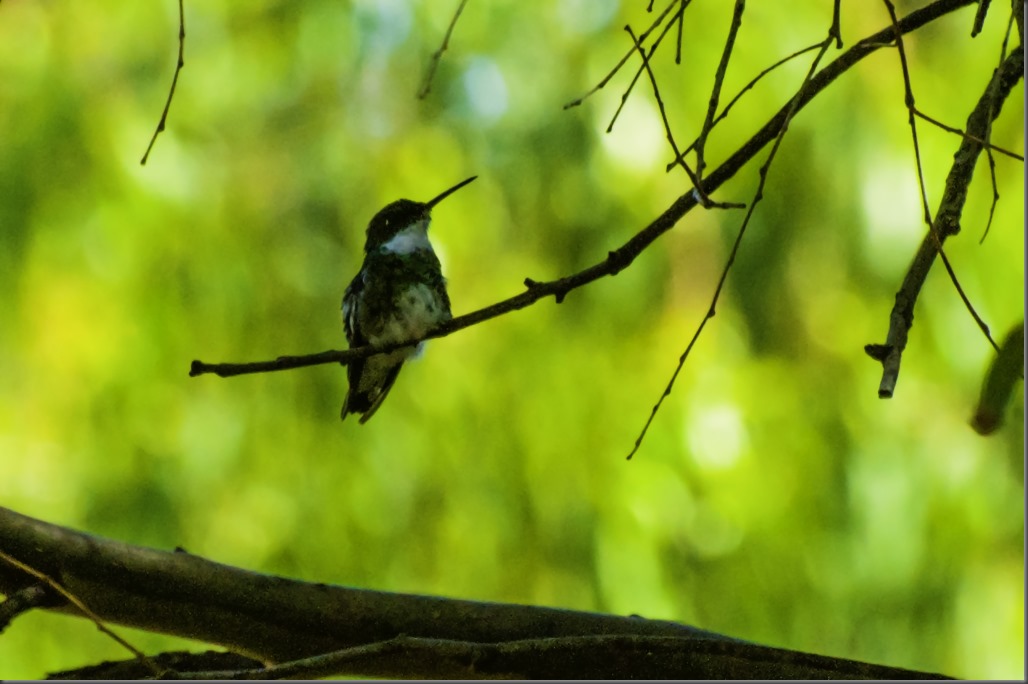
380 221 431 254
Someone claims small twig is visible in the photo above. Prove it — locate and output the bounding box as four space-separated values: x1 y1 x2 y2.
140 0 185 165
0 549 164 677
868 0 1017 397
604 3 689 134
674 0 685 63
976 139 1000 243
416 0 469 99
978 10 1019 243
694 0 746 180
887 0 1008 345
668 43 823 172
971 0 993 36
1016 0 1025 44
625 25 742 209
628 7 843 460
882 0 935 228
563 0 681 110
626 23 678 164
831 0 844 47
912 108 1023 160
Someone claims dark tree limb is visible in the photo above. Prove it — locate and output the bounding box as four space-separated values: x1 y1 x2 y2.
0 507 951 679
0 506 740 664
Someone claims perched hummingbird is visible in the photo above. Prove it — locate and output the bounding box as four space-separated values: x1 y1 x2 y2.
340 176 477 423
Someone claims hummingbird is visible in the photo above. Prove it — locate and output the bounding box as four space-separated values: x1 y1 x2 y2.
340 176 477 423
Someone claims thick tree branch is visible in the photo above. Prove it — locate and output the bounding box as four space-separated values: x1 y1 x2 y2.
0 507 950 679
190 0 978 381
0 506 733 663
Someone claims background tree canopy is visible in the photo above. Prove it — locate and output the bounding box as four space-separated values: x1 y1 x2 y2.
0 0 1023 679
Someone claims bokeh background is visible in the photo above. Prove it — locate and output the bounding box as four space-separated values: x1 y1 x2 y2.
0 0 1023 678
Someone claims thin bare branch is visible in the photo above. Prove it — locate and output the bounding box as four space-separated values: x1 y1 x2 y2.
624 23 743 208
668 43 823 172
972 0 993 36
605 3 689 134
979 9 1021 242
695 0 746 179
867 0 1019 398
866 46 1022 394
913 108 1023 160
140 0 185 165
564 0 681 109
416 0 470 99
628 10 842 460
831 0 844 48
626 25 682 164
674 0 685 63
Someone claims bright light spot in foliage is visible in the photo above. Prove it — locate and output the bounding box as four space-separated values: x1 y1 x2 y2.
686 403 748 471
463 57 509 123
598 99 664 172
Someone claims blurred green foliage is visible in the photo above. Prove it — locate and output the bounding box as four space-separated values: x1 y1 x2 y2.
0 0 1022 679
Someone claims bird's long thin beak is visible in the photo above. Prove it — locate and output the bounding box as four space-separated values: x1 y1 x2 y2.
426 175 477 209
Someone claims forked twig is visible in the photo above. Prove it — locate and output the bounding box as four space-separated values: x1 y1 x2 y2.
564 0 682 110
977 9 1020 242
624 25 740 209
913 108 1023 161
627 7 843 460
605 2 690 134
667 43 823 172
867 0 1018 398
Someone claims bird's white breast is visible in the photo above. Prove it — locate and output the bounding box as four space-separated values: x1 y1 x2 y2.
380 221 431 255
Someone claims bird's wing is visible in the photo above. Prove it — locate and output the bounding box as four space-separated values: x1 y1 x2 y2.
341 270 366 347
341 270 369 421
